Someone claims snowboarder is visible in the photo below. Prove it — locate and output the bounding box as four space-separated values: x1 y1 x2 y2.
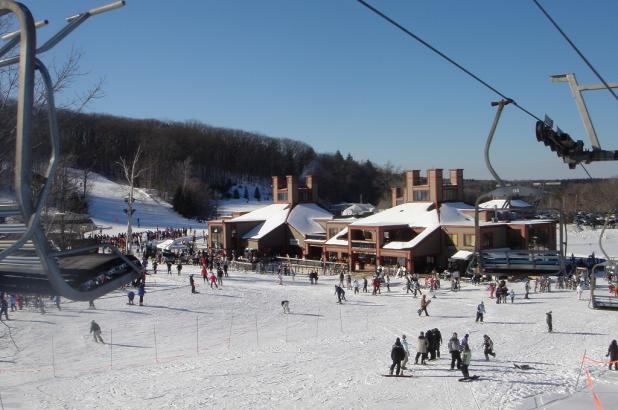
414 331 428 365
334 285 346 304
401 334 410 370
90 320 104 343
281 300 290 314
461 343 472 379
546 311 553 333
127 291 135 305
138 283 145 306
418 294 430 316
476 301 485 323
190 274 196 294
448 332 462 370
389 337 406 376
483 334 496 360
607 340 618 370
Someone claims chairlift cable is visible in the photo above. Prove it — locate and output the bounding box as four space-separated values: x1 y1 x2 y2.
531 0 618 102
356 0 543 122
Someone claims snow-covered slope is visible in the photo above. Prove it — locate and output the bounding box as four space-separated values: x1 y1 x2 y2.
85 172 206 234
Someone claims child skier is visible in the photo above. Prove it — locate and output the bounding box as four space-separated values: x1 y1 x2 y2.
483 334 496 360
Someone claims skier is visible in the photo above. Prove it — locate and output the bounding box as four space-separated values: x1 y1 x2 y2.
9 294 16 312
389 337 406 376
190 274 196 294
166 261 172 275
524 280 530 299
461 343 472 379
334 285 346 304
607 340 618 370
460 333 470 350
476 301 485 323
210 272 218 289
362 277 368 293
90 320 104 343
483 334 496 360
448 332 462 370
509 289 515 304
576 284 583 300
88 300 96 310
223 260 229 277
401 334 410 370
339 271 345 287
217 267 224 287
372 277 381 295
281 300 290 314
127 291 135 305
353 279 360 295
546 311 553 333
385 275 391 292
177 262 183 276
152 260 158 274
346 274 352 290
54 295 61 310
138 283 145 306
0 297 8 320
418 294 430 316
202 265 208 283
414 331 428 365
432 328 443 359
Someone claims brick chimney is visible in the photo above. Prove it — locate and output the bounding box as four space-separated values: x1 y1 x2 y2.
305 175 318 202
286 175 298 205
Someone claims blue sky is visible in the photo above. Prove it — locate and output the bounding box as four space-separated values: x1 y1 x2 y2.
25 0 618 179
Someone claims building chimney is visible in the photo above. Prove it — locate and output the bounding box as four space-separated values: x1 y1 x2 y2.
286 175 298 205
272 176 279 203
427 168 443 205
305 175 318 202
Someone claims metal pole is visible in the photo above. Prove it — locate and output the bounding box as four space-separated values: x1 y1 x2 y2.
484 99 512 188
153 324 158 363
575 349 587 389
109 328 113 370
51 335 56 377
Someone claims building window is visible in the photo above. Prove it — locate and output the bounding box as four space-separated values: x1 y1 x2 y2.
277 192 288 201
447 233 458 246
482 233 493 248
413 190 429 201
328 227 340 239
463 234 475 247
443 189 458 201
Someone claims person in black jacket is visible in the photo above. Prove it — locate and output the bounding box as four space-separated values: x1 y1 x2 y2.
190 274 196 294
90 320 104 343
390 337 406 376
607 340 618 370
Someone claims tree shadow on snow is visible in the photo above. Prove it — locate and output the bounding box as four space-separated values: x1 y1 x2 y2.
105 342 151 349
289 312 323 317
483 321 536 325
145 305 208 314
552 331 607 336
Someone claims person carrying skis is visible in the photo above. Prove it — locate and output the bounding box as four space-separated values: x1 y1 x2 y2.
483 334 496 360
461 343 472 379
334 285 346 304
389 337 406 376
476 301 485 323
90 320 104 343
606 340 618 370
401 334 410 370
418 294 430 316
448 332 462 370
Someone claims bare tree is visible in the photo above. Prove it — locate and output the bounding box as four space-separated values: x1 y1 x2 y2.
117 145 147 253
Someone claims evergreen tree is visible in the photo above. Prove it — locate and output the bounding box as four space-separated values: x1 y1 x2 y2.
243 186 249 200
254 186 261 201
233 188 240 199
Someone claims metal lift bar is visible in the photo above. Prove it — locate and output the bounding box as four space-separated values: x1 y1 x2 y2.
0 19 47 58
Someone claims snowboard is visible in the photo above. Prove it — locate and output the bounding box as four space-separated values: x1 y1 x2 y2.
458 375 480 382
381 374 413 378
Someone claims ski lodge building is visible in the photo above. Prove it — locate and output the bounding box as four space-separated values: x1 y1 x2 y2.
207 176 333 258
323 168 556 273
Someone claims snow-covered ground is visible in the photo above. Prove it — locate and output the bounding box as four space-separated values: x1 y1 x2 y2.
85 172 207 235
565 224 618 258
1 267 617 409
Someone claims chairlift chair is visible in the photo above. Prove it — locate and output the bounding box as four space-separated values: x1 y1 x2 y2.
0 0 142 301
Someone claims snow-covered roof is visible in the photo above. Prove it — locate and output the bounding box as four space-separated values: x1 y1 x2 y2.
230 204 290 240
341 203 376 216
479 199 532 209
382 225 441 250
325 228 349 246
350 202 438 228
439 202 475 226
450 250 473 260
287 203 333 236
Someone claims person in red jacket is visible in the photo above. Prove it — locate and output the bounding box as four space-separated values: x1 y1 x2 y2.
372 277 381 295
201 265 208 283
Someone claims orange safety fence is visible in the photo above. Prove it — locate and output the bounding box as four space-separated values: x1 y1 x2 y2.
580 355 618 410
